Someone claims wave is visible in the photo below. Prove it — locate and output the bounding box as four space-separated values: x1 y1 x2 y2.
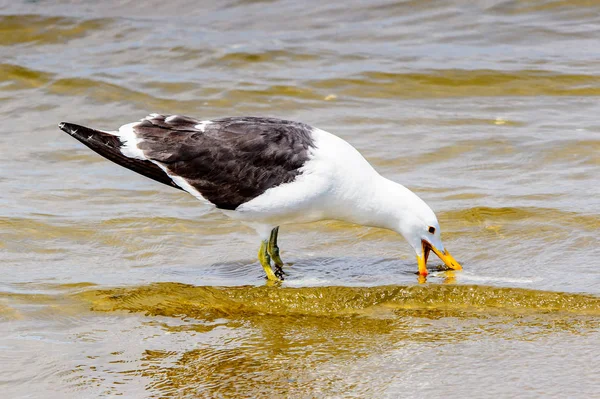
73 283 600 319
0 14 110 46
310 70 600 98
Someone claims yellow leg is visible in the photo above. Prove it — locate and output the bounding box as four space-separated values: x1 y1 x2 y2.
268 226 285 269
259 240 280 281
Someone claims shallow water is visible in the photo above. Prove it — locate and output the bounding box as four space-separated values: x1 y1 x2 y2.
1 0 599 397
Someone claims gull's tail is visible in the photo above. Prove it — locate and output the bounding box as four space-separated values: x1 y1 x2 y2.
58 122 182 190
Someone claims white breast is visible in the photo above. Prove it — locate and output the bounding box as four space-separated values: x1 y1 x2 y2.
228 128 381 226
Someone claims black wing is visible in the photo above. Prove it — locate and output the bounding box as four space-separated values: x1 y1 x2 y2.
60 115 315 210
58 122 183 191
134 115 315 210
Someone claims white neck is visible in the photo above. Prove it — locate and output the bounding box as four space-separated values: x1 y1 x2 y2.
330 173 431 234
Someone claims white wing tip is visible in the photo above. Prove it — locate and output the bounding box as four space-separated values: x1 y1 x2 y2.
114 121 146 160
141 113 161 121
194 120 212 132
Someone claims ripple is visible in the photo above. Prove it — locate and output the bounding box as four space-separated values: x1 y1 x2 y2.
211 50 320 67
310 69 600 98
74 283 600 319
441 206 600 231
489 0 600 14
543 139 600 166
47 77 193 110
0 64 54 90
0 15 111 46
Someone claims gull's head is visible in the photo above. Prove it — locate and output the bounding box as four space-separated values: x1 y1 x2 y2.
395 190 462 276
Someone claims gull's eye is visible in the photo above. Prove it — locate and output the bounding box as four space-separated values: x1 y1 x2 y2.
428 226 436 234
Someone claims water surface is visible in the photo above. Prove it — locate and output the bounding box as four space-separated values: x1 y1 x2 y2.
1 0 599 397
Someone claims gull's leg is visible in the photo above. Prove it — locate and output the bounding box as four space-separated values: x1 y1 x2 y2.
267 226 285 277
258 239 280 281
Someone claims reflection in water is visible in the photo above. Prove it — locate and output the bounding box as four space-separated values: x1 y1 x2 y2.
130 317 403 397
4 283 598 397
60 283 599 397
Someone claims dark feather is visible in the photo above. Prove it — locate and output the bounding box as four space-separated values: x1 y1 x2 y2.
135 115 315 209
59 115 315 210
58 122 182 190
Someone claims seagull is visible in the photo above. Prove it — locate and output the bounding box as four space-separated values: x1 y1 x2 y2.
59 114 462 281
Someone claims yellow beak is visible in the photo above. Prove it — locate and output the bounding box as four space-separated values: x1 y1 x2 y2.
416 239 462 276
